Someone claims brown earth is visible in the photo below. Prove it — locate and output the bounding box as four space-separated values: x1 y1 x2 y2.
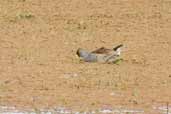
0 0 171 113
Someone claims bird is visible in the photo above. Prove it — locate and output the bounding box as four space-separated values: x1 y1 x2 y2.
76 44 123 63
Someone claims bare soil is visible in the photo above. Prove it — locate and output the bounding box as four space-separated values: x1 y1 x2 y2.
0 0 171 113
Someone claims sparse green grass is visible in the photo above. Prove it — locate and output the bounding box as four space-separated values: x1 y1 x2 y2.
64 19 87 32
113 58 123 65
8 11 34 23
17 12 34 20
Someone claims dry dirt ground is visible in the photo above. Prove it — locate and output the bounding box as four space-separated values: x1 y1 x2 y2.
0 0 171 113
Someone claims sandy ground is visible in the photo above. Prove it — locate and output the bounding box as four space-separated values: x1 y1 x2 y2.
0 0 171 113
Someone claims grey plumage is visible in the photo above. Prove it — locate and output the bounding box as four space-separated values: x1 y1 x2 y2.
76 48 97 62
76 44 123 63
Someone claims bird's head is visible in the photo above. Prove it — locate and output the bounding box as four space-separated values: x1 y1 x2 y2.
113 44 123 56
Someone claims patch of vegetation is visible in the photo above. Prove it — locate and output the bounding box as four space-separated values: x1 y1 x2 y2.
112 58 123 65
17 12 34 19
64 19 88 32
8 12 35 23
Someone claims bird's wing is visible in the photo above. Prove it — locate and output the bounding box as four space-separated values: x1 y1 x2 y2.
91 47 112 54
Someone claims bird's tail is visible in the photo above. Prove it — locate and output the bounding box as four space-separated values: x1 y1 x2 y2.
113 44 123 51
